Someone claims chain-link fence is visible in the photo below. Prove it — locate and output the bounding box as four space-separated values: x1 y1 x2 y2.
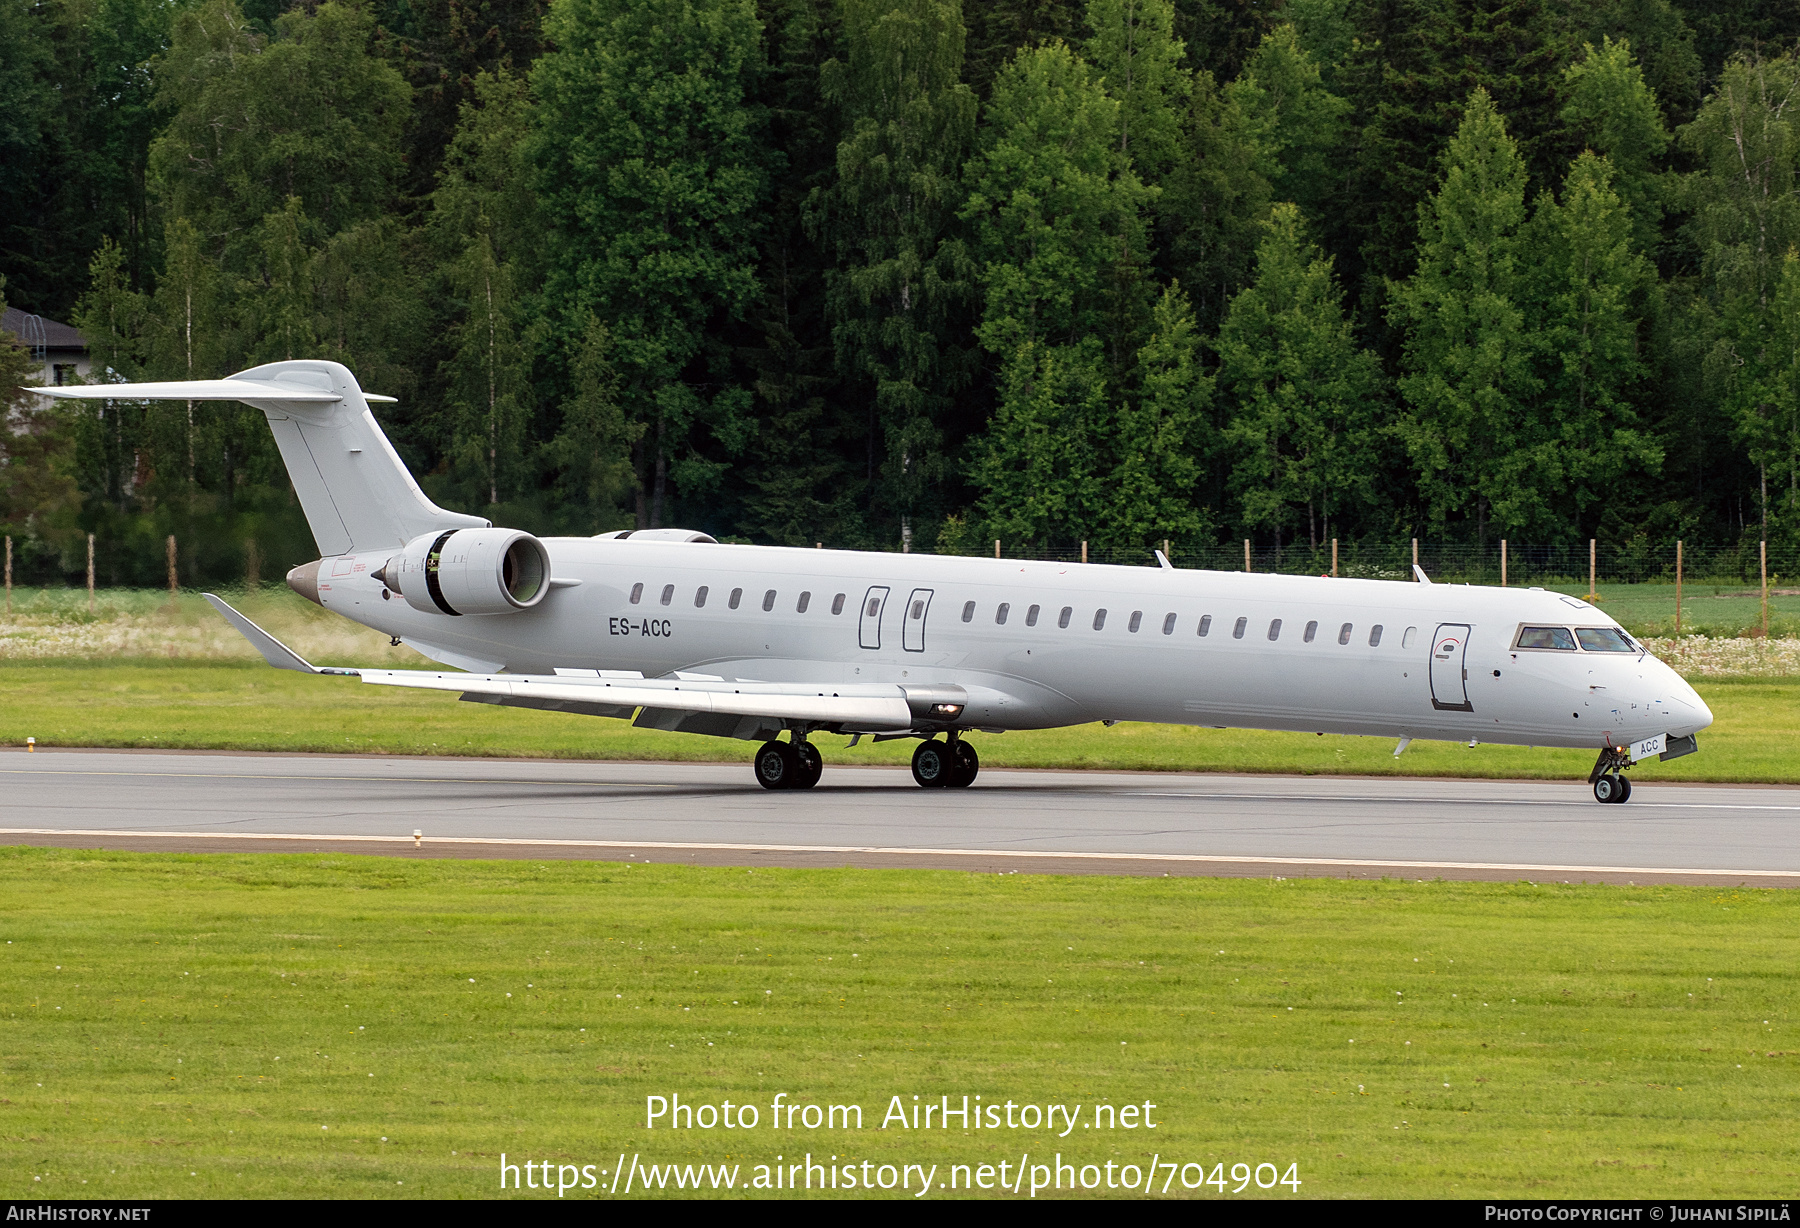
949 539 1795 586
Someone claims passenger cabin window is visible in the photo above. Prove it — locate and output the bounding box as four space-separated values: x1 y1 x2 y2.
729 587 743 610
695 586 709 608
962 600 976 623
1303 620 1317 643
629 582 644 604
763 589 777 612
1162 612 1176 635
1198 615 1212 637
1402 626 1417 649
1093 609 1108 631
866 596 881 617
1026 604 1040 627
1338 622 1352 645
911 598 926 619
1577 627 1636 652
1267 618 1282 641
1128 611 1143 633
831 593 846 615
660 584 675 606
797 591 811 613
1516 626 1577 650
996 603 1011 625
1368 624 1384 647
1232 617 1247 639
1058 606 1073 629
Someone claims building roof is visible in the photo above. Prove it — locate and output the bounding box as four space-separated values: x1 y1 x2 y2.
1 308 87 353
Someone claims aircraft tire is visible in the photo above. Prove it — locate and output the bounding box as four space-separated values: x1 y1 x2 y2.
793 742 823 790
948 739 979 788
755 740 798 790
911 740 951 788
1593 773 1629 804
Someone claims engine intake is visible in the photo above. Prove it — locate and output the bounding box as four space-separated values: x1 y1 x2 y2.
382 528 550 616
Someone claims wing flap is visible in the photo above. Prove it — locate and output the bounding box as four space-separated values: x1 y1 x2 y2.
357 669 914 727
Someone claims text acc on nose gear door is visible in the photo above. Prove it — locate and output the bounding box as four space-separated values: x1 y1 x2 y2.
1430 622 1474 712
858 586 889 650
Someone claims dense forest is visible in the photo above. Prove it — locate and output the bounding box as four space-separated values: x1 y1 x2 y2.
4 0 1800 584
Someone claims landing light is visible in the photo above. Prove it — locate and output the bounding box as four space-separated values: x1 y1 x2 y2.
929 703 964 718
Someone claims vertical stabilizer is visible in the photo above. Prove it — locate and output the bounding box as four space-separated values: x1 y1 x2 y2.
227 360 489 554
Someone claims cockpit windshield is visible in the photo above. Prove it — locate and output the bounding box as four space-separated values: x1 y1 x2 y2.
1516 626 1577 650
1575 627 1636 652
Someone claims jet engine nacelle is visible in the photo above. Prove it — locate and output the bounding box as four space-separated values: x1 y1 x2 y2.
380 528 551 616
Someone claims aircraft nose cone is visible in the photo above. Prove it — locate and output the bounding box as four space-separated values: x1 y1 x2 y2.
286 559 322 606
1670 676 1713 734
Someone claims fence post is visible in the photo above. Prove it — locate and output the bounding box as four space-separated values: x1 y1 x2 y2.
1762 539 1769 638
1675 540 1682 635
86 533 95 613
166 535 178 602
1588 538 1596 602
1244 539 1252 573
3 534 9 616
1331 537 1338 578
1411 538 1418 577
1500 538 1507 587
995 539 1001 559
1081 540 1088 565
246 539 260 591
1162 538 1170 560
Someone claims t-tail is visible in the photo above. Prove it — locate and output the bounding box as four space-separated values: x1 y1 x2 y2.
28 359 488 557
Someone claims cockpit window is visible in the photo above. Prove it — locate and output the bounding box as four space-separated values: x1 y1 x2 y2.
1576 627 1636 652
1516 626 1577 650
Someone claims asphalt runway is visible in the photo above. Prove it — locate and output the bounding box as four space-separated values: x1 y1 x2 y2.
1 748 1796 885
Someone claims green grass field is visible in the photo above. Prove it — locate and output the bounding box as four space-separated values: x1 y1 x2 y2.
1575 582 1800 639
0 659 1793 783
2 848 1795 1200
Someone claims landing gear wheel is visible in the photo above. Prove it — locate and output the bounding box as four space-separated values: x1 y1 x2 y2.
911 740 952 788
1614 774 1631 803
948 739 979 788
1593 773 1630 804
793 741 823 790
755 740 798 790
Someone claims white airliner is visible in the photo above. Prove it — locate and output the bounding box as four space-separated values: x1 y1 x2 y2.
33 360 1711 802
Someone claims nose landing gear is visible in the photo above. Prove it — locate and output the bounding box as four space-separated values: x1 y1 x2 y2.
1588 745 1634 804
1593 773 1632 804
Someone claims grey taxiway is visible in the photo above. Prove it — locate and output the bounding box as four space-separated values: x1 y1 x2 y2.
0 749 1794 886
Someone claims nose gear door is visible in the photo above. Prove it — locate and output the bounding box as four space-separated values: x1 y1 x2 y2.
858 586 890 650
902 588 934 652
1430 622 1474 711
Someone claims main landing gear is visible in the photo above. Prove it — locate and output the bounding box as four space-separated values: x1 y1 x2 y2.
1589 745 1633 804
754 736 823 791
912 737 978 789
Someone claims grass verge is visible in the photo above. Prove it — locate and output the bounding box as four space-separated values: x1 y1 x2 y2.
1 848 1794 1199
0 660 1793 783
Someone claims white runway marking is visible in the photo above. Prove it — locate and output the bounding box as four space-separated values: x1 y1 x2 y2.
2 827 1793 880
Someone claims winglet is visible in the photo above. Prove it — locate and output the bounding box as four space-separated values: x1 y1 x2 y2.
1413 564 1432 584
1155 550 1173 571
203 593 357 676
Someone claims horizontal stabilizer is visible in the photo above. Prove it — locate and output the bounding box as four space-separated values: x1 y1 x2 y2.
31 379 341 403
203 593 357 676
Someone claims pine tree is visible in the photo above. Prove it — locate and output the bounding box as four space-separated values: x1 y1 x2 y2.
1217 203 1384 546
1227 25 1349 226
1515 151 1660 536
1561 38 1670 256
816 0 977 540
70 238 149 512
1083 0 1188 184
1389 88 1538 541
971 339 1112 544
0 275 80 566
530 0 767 528
1107 282 1211 547
546 314 639 531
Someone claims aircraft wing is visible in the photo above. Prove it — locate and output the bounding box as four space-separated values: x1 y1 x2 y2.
28 379 396 403
203 593 913 731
